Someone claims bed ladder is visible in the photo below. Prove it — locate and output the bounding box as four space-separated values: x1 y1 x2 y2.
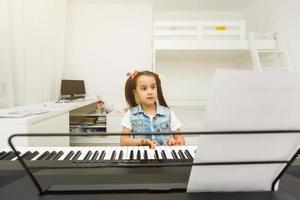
248 32 292 71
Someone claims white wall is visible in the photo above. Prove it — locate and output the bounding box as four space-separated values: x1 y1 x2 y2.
63 1 153 109
277 0 300 71
244 0 300 70
153 11 244 21
243 0 279 32
152 0 254 12
156 58 247 101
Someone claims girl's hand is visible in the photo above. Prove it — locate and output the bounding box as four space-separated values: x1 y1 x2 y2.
167 138 182 146
140 139 158 149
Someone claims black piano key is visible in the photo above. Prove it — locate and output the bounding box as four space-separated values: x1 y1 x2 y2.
0 151 11 160
36 151 50 160
161 150 167 160
184 150 193 160
72 151 82 160
52 151 64 160
45 151 57 160
63 151 75 160
154 150 160 160
171 150 179 159
6 151 21 160
3 152 16 160
110 151 116 160
118 150 123 160
3 154 12 160
83 151 92 160
129 150 134 160
137 150 141 160
1 152 12 160
144 150 148 160
26 151 39 160
0 151 6 158
99 151 106 160
178 150 185 159
91 151 99 160
20 151 32 160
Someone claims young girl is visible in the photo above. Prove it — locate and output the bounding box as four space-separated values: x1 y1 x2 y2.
120 70 185 149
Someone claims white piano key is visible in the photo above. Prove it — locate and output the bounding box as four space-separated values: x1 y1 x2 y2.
138 146 145 160
155 146 163 159
112 147 118 160
76 149 88 160
120 146 128 160
162 146 170 159
127 146 134 160
113 147 121 160
161 146 168 159
119 146 126 160
177 146 187 159
120 146 126 160
187 145 197 159
143 146 150 159
103 147 113 160
132 146 139 160
180 146 189 159
171 146 181 159
88 149 98 160
174 146 185 159
147 148 155 160
97 147 106 160
161 146 172 159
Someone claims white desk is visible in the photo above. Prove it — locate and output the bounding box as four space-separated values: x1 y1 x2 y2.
0 99 97 149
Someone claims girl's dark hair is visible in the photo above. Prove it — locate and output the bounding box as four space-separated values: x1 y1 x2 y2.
125 71 168 108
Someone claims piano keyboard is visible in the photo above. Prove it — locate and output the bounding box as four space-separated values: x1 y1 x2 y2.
0 146 197 162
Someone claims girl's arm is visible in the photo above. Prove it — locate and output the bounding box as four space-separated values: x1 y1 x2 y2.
168 110 185 145
120 127 158 148
120 127 141 146
173 129 185 145
167 128 185 145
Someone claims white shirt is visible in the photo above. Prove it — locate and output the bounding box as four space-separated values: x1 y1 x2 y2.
121 109 181 132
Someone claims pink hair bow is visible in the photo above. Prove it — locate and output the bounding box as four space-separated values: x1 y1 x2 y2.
126 70 138 79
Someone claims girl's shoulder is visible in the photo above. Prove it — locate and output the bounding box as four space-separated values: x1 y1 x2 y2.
130 105 143 115
124 109 131 115
122 110 131 120
157 104 171 116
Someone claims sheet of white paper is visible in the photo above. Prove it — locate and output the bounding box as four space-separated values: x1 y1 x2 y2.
187 133 300 192
187 69 300 192
204 69 300 131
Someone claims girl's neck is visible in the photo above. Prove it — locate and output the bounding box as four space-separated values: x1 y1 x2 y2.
141 103 157 116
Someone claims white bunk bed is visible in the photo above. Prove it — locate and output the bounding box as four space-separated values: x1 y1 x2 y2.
154 20 277 52
155 20 248 50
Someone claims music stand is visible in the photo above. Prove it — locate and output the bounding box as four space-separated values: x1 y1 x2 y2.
7 131 300 195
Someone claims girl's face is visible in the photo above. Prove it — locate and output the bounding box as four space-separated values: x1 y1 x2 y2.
134 75 158 106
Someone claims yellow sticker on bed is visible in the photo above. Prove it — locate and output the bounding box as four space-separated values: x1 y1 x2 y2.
215 26 227 31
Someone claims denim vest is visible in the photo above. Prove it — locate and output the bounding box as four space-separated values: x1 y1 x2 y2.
130 104 172 145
